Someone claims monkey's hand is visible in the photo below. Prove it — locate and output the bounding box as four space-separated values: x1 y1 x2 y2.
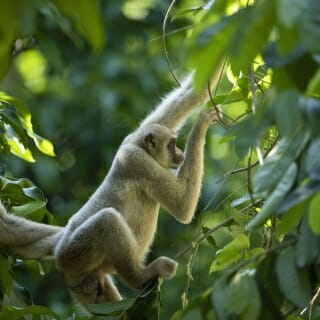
152 256 178 280
196 107 218 131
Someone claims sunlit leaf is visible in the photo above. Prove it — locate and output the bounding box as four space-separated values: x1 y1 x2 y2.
29 132 55 156
210 234 249 273
308 193 320 234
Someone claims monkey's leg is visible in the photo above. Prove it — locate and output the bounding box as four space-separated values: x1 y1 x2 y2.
56 208 177 290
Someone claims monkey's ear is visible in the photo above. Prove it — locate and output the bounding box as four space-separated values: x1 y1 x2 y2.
144 133 156 149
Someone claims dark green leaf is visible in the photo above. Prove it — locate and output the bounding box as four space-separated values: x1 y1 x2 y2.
230 0 275 73
305 138 320 180
256 254 283 320
226 271 261 319
276 247 312 307
254 129 310 193
247 163 298 230
300 97 320 136
296 216 320 267
273 90 303 137
88 298 135 315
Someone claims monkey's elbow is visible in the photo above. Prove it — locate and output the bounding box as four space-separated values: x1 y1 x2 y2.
174 208 194 224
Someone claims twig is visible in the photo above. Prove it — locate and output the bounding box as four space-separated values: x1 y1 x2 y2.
175 217 234 260
162 0 180 86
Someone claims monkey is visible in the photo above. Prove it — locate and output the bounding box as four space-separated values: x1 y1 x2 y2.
0 72 218 308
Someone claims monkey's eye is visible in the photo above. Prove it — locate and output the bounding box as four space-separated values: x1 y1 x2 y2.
168 138 176 149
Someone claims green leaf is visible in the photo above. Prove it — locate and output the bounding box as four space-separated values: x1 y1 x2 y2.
273 90 303 137
0 254 12 297
276 0 302 28
254 129 310 193
0 305 60 320
256 254 283 319
52 0 105 51
10 201 47 218
210 234 249 273
230 0 275 73
305 138 320 181
276 201 306 238
88 298 135 315
0 2 18 79
301 97 320 136
188 12 242 90
29 132 55 156
308 193 320 234
276 247 312 307
226 271 261 320
211 275 230 320
299 0 320 53
247 163 298 230
296 216 320 267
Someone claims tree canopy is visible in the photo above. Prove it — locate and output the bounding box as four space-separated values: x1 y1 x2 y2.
0 0 320 319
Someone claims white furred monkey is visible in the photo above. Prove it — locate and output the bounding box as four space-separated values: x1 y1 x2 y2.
0 72 219 307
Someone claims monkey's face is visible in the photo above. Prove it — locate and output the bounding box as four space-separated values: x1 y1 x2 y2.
143 124 184 168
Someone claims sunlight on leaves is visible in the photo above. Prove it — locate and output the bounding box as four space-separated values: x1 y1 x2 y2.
15 49 47 93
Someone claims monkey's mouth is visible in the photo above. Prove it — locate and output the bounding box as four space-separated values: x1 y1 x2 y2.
173 153 185 165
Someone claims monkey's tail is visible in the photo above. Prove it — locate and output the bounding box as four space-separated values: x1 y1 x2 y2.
0 202 64 259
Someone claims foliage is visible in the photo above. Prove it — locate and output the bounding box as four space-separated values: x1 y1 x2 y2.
0 0 320 319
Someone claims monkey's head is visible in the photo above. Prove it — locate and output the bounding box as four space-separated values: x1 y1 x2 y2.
142 124 184 168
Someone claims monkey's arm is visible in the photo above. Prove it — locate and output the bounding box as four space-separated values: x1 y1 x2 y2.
144 108 216 223
140 66 223 131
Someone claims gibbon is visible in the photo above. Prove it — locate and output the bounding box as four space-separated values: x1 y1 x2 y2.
0 73 218 307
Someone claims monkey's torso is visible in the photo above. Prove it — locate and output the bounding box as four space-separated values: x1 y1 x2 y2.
66 142 161 257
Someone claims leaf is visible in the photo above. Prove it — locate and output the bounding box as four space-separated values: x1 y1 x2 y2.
210 234 249 273
0 254 12 297
188 12 242 90
247 163 298 230
305 138 320 181
273 90 303 137
276 0 302 28
230 0 275 73
211 275 230 320
276 201 307 238
226 271 261 320
0 305 60 320
299 0 320 53
88 298 135 315
296 216 320 267
276 247 312 308
277 180 320 214
29 132 55 156
231 109 272 159
52 0 105 51
301 97 320 136
256 254 283 320
308 193 320 234
254 129 310 193
10 201 47 218
0 2 18 79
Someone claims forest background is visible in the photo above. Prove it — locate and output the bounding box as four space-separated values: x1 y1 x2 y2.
0 0 320 319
